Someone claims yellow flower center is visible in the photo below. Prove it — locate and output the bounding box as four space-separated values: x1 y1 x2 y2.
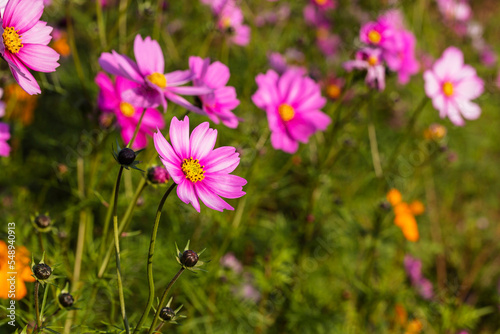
326 84 341 99
182 157 205 183
119 101 135 117
147 72 167 89
314 0 328 5
221 16 231 29
278 103 295 122
367 56 378 66
368 30 381 44
442 81 454 97
3 27 23 54
316 27 329 39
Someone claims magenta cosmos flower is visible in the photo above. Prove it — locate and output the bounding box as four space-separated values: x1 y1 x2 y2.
189 56 240 128
0 0 60 95
423 46 484 126
344 48 386 91
216 2 250 46
154 116 246 212
99 34 210 113
252 69 331 154
96 72 165 149
0 122 10 157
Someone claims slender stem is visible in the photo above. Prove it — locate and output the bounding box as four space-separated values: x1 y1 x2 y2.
118 0 129 53
148 268 185 334
95 0 107 48
112 166 130 333
133 183 177 334
368 122 383 178
98 178 148 278
37 233 45 253
35 281 41 329
40 282 50 324
126 109 147 149
154 322 165 333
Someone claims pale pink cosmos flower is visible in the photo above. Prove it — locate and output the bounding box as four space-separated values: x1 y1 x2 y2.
189 56 240 128
436 0 471 22
154 116 246 212
99 34 210 113
0 122 10 157
424 47 484 126
344 48 386 91
0 0 60 95
252 69 331 154
96 72 165 149
216 2 250 46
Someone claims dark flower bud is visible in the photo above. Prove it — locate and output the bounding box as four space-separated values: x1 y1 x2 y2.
159 307 176 321
180 250 199 268
118 148 136 165
33 263 52 280
58 293 74 307
35 215 51 229
147 166 170 184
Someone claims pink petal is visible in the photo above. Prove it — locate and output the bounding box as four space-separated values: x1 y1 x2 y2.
177 180 200 212
165 70 193 86
4 0 43 34
189 122 217 160
203 174 246 198
4 52 40 94
17 44 59 72
168 86 213 96
203 146 240 174
95 72 119 111
121 85 162 109
434 47 463 81
165 92 207 115
195 182 234 211
445 100 465 126
169 116 190 159
189 56 208 79
133 34 164 76
98 51 142 82
205 61 230 88
21 21 52 45
270 130 298 154
454 73 483 100
456 98 481 120
423 70 440 97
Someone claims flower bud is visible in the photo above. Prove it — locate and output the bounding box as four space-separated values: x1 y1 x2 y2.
180 250 199 268
118 148 136 165
58 293 74 307
33 263 52 280
159 307 175 321
34 214 51 229
147 166 170 184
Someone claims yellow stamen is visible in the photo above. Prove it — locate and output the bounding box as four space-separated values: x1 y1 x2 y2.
278 103 295 122
326 84 341 99
3 27 23 54
119 102 135 117
221 16 231 29
147 72 167 89
442 81 454 97
368 56 378 66
182 157 205 182
368 30 381 44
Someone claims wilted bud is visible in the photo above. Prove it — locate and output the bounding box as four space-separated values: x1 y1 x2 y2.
33 263 52 280
180 250 199 268
147 166 170 184
118 148 136 166
34 214 51 229
159 307 176 321
58 293 74 307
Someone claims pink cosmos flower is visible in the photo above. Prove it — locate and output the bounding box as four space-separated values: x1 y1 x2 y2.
0 122 10 157
316 26 340 57
267 50 306 75
344 48 386 91
99 34 210 113
189 56 240 128
0 0 60 95
436 0 471 21
252 69 331 154
216 2 250 46
154 116 246 212
96 72 165 149
423 47 484 126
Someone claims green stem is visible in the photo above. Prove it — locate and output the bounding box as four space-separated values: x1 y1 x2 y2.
95 0 107 48
118 0 129 53
112 166 130 333
133 183 177 334
148 268 185 334
37 233 45 253
98 177 148 278
368 122 383 178
40 282 50 324
35 281 41 330
126 109 147 149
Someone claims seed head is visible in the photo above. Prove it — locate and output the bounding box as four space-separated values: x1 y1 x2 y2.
118 148 136 165
180 250 199 268
33 263 52 280
58 293 74 307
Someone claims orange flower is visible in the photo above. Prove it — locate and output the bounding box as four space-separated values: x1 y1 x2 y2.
0 240 36 300
387 188 402 206
405 319 423 334
395 303 408 326
401 218 419 242
424 123 446 141
409 200 425 216
394 213 415 228
394 202 412 216
51 31 71 57
4 84 38 126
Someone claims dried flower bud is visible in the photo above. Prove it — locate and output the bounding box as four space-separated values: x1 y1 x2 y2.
147 166 170 184
58 293 74 307
159 307 176 321
34 215 51 229
33 263 52 280
118 148 136 165
180 250 199 268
